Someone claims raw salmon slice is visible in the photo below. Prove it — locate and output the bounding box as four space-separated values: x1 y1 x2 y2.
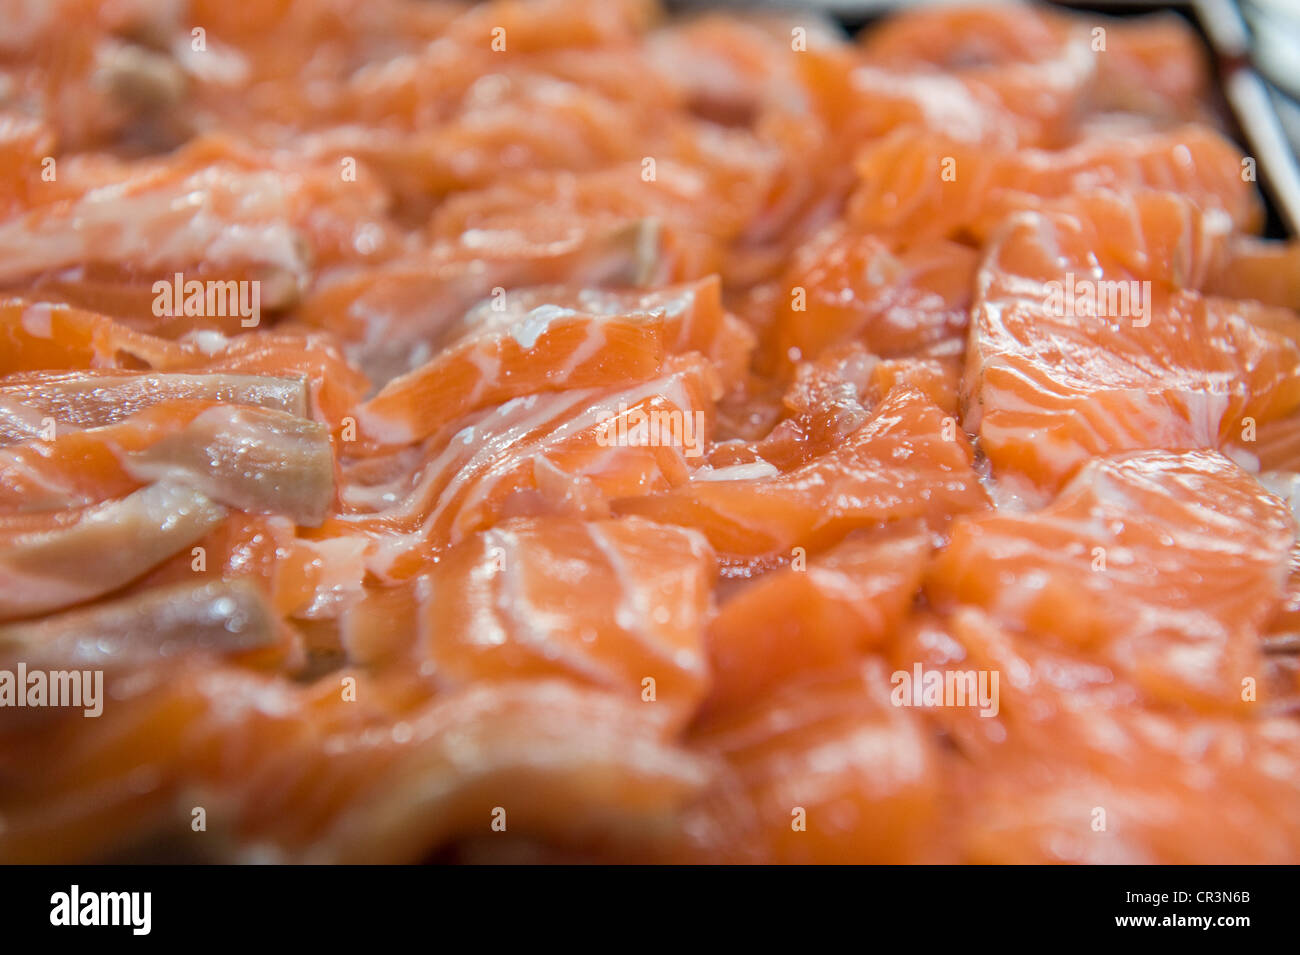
0 370 309 445
687 660 948 864
966 190 1300 493
453 276 755 392
897 609 1300 863
0 578 283 669
928 450 1296 711
354 306 667 448
850 124 1258 244
615 385 989 573
703 523 931 716
859 3 1095 148
420 515 714 726
0 396 334 523
323 352 717 577
765 224 977 373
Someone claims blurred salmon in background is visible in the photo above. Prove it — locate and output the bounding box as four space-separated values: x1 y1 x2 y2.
1 0 1299 864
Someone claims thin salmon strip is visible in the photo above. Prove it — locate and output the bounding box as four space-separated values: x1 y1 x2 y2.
0 370 309 444
324 352 716 576
0 579 282 668
0 399 224 512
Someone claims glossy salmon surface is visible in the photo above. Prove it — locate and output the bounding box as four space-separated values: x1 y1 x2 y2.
1 0 1298 864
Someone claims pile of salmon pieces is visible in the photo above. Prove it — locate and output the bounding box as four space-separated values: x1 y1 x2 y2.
1 0 1299 863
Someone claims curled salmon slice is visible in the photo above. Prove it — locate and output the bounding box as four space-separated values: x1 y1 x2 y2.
0 579 279 668
616 385 989 573
420 515 714 726
927 450 1296 712
0 481 226 621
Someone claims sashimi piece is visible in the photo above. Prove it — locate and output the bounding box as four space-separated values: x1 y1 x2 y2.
0 395 333 522
0 400 217 512
181 331 369 429
927 450 1296 711
0 481 226 621
755 344 878 469
355 307 666 448
1094 14 1214 123
688 660 949 863
441 363 716 544
958 706 1300 863
0 370 309 445
126 512 298 606
703 524 931 716
0 152 309 292
966 190 1300 493
867 350 964 416
615 386 989 573
420 516 714 726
